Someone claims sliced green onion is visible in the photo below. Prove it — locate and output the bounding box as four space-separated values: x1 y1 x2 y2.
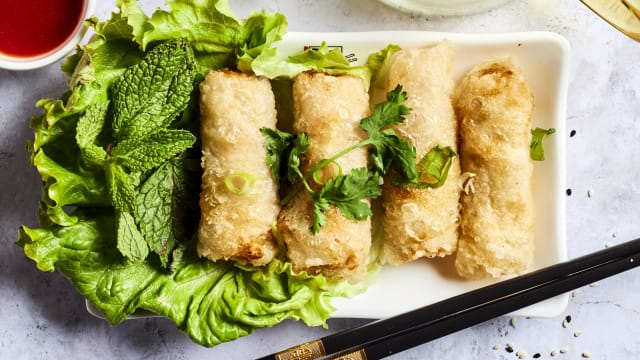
224 173 260 195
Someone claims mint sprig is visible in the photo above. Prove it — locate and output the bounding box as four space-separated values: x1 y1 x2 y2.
73 39 197 264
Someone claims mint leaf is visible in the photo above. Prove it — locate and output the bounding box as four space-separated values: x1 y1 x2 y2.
105 162 136 212
531 127 555 161
311 168 382 234
76 101 109 148
76 101 109 166
116 211 149 262
112 129 195 172
135 157 198 268
112 39 195 140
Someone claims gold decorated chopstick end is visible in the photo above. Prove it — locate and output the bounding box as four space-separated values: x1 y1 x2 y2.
275 340 326 360
323 349 368 360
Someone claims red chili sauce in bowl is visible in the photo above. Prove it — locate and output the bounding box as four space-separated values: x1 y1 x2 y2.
0 0 86 59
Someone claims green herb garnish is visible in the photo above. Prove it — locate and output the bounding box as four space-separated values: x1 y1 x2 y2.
531 127 556 161
263 85 457 233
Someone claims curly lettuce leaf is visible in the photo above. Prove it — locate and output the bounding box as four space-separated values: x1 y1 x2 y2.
367 44 401 90
19 0 373 349
17 211 343 347
251 42 371 85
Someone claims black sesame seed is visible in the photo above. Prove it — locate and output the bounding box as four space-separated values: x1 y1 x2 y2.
533 354 541 359
566 189 572 196
570 129 576 137
565 315 572 323
506 347 514 353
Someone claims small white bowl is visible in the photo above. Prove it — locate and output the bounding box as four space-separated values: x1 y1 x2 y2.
377 0 513 16
0 0 95 71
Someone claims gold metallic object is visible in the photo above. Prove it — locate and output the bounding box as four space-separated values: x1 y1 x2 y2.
324 349 368 360
580 0 640 41
275 340 326 360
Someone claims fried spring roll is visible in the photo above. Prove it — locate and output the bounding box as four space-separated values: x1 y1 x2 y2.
277 72 371 282
454 58 535 279
382 41 462 265
197 70 280 266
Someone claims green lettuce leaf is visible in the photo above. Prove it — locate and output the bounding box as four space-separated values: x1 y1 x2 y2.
19 0 373 349
251 42 371 85
17 210 345 347
367 44 401 90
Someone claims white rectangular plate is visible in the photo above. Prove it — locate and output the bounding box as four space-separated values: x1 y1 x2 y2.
87 31 570 320
275 31 570 319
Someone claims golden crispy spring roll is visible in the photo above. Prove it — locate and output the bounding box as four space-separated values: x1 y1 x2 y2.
197 70 280 266
277 72 371 282
454 58 535 279
382 41 462 264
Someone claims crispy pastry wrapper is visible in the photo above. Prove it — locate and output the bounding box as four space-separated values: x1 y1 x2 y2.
454 58 535 279
198 70 280 266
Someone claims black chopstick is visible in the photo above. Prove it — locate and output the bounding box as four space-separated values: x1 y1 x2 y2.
257 237 640 360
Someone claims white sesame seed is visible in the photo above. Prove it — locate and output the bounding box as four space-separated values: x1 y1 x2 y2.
510 317 517 327
589 282 599 287
605 242 612 248
493 344 501 350
574 331 583 337
560 348 569 354
517 350 527 359
551 350 558 357
562 319 569 328
572 290 580 298
587 189 592 197
582 352 591 358
613 232 618 238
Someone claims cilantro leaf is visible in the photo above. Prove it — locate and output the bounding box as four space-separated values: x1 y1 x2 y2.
116 211 149 262
311 168 382 234
531 127 555 161
112 129 196 173
359 85 416 182
112 38 195 140
360 85 411 133
261 128 309 183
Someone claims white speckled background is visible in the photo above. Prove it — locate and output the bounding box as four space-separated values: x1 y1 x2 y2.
1 0 639 359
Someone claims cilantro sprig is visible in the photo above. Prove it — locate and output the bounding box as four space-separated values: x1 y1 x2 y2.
262 85 457 233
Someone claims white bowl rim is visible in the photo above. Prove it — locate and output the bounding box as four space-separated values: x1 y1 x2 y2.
0 0 96 71
377 0 513 16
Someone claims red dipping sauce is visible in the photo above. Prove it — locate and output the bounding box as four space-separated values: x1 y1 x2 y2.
0 0 86 58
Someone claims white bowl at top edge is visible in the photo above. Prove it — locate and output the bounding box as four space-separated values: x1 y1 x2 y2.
376 0 514 16
0 0 96 71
